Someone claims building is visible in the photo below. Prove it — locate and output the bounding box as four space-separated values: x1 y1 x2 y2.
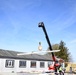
0 49 54 73
65 62 76 72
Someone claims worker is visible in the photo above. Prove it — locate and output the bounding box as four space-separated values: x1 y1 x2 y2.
58 65 64 75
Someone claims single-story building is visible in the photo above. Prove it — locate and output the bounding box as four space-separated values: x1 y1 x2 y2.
0 49 54 73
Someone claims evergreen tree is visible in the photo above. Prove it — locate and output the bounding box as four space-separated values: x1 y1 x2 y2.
52 40 71 62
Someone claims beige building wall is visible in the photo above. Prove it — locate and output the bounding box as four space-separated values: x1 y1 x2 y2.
65 62 76 72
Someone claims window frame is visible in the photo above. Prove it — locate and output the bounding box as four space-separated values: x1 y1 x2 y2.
19 60 26 68
5 60 14 68
40 61 45 68
30 61 36 68
48 61 53 67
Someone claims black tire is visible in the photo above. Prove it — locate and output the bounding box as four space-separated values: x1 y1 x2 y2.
55 72 58 75
59 72 64 75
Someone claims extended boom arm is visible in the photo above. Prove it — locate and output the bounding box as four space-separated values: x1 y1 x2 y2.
38 22 56 61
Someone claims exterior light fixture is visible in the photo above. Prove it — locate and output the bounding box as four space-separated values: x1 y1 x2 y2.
38 42 42 51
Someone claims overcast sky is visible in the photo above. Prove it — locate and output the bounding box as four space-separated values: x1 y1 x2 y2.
0 0 76 62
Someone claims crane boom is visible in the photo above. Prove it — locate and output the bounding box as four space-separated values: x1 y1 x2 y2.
38 22 56 61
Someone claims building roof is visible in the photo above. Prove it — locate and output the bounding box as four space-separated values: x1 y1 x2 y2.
0 49 53 61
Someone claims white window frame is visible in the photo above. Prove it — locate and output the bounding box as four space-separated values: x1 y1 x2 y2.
48 61 53 67
5 60 14 68
19 60 26 68
30 61 36 68
40 62 45 68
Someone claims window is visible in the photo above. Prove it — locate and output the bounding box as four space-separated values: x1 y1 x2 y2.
40 62 45 68
48 61 53 67
5 60 14 68
30 61 36 68
19 61 26 68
